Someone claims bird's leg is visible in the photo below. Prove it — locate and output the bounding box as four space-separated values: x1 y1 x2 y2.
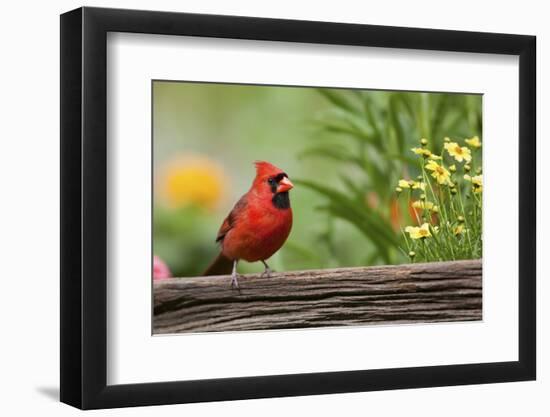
230 259 240 288
261 260 273 278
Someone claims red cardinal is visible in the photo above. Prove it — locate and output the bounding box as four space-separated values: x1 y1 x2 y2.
203 161 294 287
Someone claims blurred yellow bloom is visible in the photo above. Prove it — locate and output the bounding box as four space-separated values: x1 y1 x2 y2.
425 160 451 185
398 179 411 188
464 174 483 193
444 142 472 163
398 179 426 190
465 136 482 148
157 155 225 209
405 223 432 239
412 181 426 190
412 200 439 212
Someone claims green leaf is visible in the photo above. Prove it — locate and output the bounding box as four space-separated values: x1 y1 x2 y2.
311 120 373 144
360 94 383 141
386 153 418 166
388 95 407 152
339 174 367 201
317 88 360 114
294 179 400 262
298 144 364 167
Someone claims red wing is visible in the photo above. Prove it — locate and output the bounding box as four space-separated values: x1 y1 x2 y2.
215 195 247 243
215 217 232 243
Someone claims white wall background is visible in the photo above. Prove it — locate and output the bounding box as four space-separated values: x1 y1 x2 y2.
0 0 545 415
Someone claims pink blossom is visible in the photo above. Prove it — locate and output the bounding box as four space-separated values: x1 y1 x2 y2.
153 255 171 280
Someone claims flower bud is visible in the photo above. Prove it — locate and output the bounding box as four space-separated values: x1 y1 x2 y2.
409 251 416 259
420 138 428 147
464 164 471 172
420 194 426 200
457 215 465 223
450 188 458 195
476 167 482 174
395 187 403 194
444 137 451 143
449 164 457 172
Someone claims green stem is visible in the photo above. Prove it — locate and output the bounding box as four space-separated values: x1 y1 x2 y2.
456 181 474 255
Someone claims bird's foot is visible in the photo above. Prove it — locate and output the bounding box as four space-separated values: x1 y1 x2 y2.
230 272 240 289
230 259 242 290
261 267 273 278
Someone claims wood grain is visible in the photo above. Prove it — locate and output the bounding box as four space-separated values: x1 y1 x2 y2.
153 259 482 333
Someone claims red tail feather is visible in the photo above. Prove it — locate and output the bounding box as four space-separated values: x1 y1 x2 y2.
203 252 233 276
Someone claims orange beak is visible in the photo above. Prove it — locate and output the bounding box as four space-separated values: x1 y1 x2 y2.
277 177 294 193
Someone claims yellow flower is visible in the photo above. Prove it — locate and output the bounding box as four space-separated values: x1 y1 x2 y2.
444 142 472 163
425 160 451 185
157 155 225 209
398 179 426 190
398 179 411 188
411 148 441 160
464 174 483 193
412 200 439 212
465 136 482 148
453 224 466 235
411 147 431 157
405 223 432 239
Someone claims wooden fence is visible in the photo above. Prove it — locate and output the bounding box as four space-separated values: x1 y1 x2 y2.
153 259 482 334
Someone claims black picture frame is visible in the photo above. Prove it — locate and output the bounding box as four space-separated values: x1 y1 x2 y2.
60 6 536 410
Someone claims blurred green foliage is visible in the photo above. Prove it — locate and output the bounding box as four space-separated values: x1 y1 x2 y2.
153 81 482 277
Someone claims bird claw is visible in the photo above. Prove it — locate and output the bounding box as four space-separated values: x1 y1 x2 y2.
261 267 273 278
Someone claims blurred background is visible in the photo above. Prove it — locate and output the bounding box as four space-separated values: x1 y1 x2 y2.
153 81 482 277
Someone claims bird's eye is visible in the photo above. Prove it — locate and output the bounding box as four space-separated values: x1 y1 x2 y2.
268 178 276 185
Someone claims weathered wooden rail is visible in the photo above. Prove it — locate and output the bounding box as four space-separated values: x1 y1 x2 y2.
153 259 482 334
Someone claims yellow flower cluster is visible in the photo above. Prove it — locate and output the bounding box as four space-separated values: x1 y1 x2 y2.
400 136 482 252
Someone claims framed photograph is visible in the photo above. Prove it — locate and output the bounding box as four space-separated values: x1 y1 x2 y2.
60 6 536 409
